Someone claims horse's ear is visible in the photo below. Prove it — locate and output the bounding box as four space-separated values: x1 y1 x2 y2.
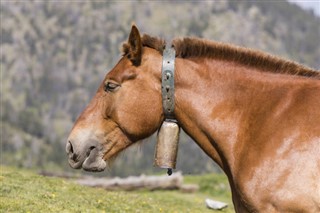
128 25 142 66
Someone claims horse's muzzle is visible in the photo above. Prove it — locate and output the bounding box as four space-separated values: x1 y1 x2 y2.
66 139 107 172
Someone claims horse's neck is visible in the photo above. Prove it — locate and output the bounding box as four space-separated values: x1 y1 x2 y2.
175 58 291 173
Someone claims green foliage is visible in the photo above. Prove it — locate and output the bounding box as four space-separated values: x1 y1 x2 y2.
18 107 44 137
1 0 319 176
0 166 234 212
185 174 232 202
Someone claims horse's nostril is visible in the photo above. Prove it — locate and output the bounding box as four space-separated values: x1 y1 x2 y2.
66 141 79 162
66 141 74 154
72 153 78 161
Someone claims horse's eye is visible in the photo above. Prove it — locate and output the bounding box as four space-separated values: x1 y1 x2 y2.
104 82 119 92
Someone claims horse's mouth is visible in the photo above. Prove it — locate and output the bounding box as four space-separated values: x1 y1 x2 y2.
66 133 131 172
82 146 107 172
66 140 108 172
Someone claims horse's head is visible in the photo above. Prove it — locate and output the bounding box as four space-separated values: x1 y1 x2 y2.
66 26 164 171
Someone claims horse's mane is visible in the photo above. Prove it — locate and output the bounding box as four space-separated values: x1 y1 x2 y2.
123 34 320 79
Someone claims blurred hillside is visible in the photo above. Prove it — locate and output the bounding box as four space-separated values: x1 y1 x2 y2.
1 0 319 177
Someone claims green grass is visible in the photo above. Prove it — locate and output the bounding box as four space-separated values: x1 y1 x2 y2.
0 166 234 212
184 173 232 204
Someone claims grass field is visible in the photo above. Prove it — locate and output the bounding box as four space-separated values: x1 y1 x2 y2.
0 166 234 212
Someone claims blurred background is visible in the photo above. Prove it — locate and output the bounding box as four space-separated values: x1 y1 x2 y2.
1 0 319 177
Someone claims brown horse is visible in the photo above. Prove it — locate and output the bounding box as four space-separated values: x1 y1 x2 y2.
66 26 320 212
